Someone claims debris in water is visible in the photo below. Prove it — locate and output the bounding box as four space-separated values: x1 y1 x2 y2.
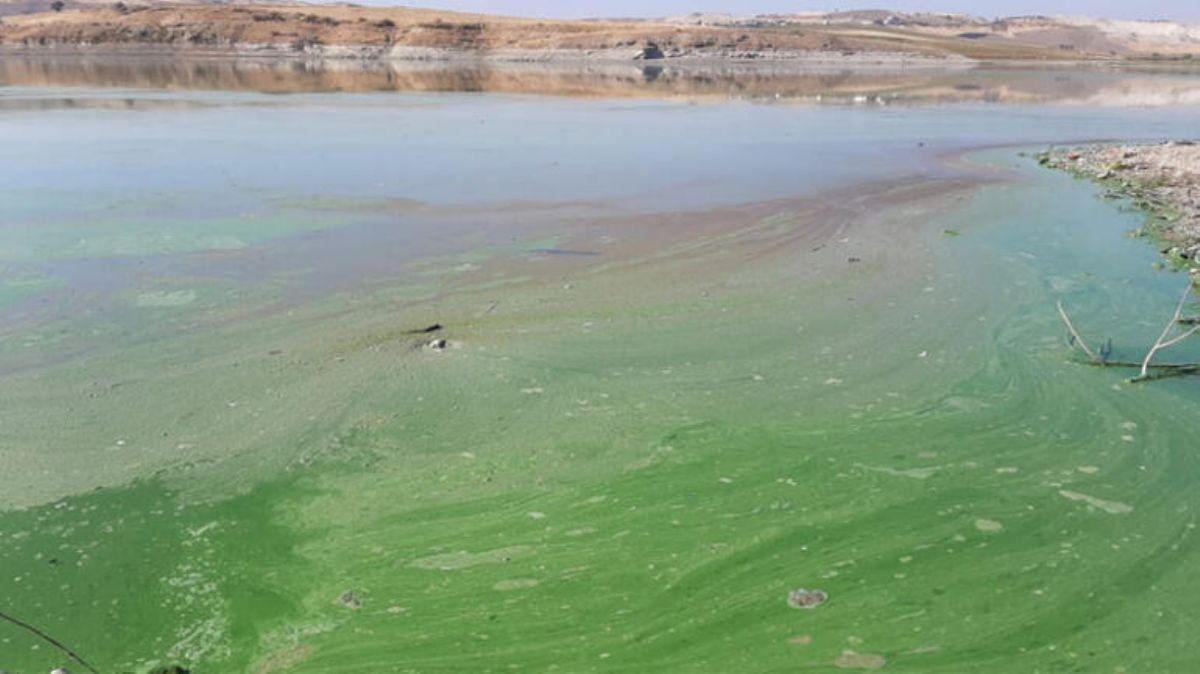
1059 490 1133 514
427 338 448 351
787 588 828 609
531 248 600 257
410 545 533 571
339 590 362 609
834 651 887 670
408 324 444 334
858 463 941 480
493 578 540 591
975 518 1004 533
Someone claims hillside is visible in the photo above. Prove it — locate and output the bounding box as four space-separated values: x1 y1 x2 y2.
0 2 1198 62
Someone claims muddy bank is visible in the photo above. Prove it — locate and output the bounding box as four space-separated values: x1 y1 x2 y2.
1039 142 1200 270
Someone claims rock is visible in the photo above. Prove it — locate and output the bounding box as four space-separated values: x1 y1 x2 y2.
50 669 71 674
428 338 448 351
787 588 828 609
638 42 665 60
150 667 192 674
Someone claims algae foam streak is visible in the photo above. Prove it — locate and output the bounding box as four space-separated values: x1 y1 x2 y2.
2 69 1200 672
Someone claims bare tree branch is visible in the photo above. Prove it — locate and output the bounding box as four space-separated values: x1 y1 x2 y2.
1057 300 1100 362
1057 280 1200 382
1139 282 1200 379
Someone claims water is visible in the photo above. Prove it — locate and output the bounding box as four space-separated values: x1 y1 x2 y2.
1 60 1200 673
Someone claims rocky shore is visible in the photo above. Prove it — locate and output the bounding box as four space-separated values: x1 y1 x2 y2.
1039 142 1200 270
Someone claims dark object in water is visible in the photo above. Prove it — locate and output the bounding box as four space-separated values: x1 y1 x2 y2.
150 667 192 674
788 588 828 609
428 339 448 351
408 324 444 334
339 590 363 609
848 257 862 263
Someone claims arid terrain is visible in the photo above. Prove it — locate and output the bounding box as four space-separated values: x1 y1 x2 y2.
2 1 1199 62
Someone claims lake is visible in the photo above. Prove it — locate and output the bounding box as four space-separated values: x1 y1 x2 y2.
2 57 1200 673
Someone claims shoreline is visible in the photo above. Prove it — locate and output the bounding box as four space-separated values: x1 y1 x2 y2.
7 43 1200 69
1039 142 1200 275
0 43 975 67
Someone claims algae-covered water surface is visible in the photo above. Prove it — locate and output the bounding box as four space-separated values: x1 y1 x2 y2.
2 64 1200 673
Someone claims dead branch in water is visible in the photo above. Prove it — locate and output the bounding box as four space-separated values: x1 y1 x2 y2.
1057 280 1200 382
0 609 101 674
1057 300 1100 361
1138 283 1200 379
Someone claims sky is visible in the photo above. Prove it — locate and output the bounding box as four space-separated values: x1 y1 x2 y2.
386 1 1200 22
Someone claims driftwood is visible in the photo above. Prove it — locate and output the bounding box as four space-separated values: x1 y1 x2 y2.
1058 280 1200 382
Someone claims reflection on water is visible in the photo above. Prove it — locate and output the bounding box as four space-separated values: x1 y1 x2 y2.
3 54 1200 105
